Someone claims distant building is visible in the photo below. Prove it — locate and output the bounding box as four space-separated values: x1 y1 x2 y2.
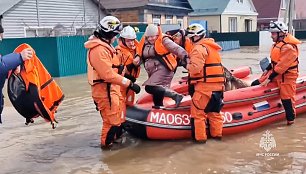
99 0 193 30
188 0 258 33
253 0 306 31
253 0 288 31
0 0 106 38
294 0 306 30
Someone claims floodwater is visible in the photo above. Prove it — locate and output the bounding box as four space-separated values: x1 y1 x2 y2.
1 42 306 174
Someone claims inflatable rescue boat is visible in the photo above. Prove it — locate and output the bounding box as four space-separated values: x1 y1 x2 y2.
123 66 306 139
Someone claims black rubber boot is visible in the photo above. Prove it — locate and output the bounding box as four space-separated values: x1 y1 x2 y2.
281 99 296 125
164 89 184 107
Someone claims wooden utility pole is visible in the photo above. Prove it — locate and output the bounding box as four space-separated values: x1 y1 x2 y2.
98 0 101 22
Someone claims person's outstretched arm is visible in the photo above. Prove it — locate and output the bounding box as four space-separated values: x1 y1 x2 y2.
0 53 23 75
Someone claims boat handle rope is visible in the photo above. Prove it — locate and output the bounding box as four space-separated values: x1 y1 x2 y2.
264 78 306 93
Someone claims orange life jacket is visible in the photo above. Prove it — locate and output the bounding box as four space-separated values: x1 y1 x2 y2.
87 41 123 86
270 34 299 75
189 39 225 83
87 40 124 108
116 40 140 78
8 43 64 128
137 26 177 71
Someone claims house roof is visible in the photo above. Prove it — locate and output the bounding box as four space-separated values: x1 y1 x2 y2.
100 0 147 9
0 0 22 15
99 0 192 11
252 0 280 22
188 0 230 16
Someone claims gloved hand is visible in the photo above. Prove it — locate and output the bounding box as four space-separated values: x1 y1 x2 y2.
126 63 136 72
124 73 136 83
179 55 190 69
129 82 141 94
133 55 141 65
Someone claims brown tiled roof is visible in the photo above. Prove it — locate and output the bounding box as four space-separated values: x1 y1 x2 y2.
96 0 192 10
252 0 281 19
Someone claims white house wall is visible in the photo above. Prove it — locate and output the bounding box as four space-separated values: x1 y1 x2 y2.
188 15 221 32
221 0 257 32
221 14 257 32
2 0 103 38
224 0 258 16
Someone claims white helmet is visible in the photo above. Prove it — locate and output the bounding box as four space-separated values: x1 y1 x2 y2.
186 23 206 37
269 21 288 33
120 26 137 39
98 16 122 33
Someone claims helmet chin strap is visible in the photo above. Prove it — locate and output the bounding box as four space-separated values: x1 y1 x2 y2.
276 32 285 42
121 38 128 47
191 34 204 43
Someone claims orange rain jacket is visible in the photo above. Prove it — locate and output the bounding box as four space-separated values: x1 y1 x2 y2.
270 33 301 81
116 39 140 107
86 37 129 87
188 38 225 141
183 37 193 54
85 36 132 146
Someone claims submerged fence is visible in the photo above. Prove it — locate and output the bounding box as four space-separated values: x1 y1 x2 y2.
0 36 88 77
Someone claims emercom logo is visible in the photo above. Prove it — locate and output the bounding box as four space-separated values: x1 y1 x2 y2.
256 130 280 157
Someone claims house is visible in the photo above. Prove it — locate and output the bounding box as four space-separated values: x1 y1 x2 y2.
99 0 193 30
0 0 106 38
252 0 288 30
294 0 306 30
188 0 258 33
253 0 306 31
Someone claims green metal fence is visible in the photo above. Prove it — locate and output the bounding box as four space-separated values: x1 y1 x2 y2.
56 36 88 77
0 37 60 76
296 30 306 40
0 36 88 77
210 32 260 46
0 33 245 77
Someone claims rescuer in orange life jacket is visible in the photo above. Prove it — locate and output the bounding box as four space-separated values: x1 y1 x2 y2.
84 16 141 149
115 25 140 139
165 28 249 93
251 21 301 126
185 23 225 143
